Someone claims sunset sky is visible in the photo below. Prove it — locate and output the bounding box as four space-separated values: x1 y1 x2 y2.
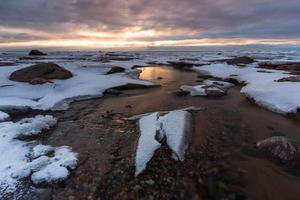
0 0 300 49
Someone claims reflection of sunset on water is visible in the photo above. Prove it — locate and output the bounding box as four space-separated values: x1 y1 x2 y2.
139 67 175 82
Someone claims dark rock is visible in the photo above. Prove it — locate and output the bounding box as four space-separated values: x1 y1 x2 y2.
276 76 300 82
226 56 254 65
204 86 226 97
259 63 300 72
106 66 125 74
9 63 73 84
104 89 122 95
197 74 213 79
256 136 297 161
29 49 47 56
168 61 194 69
223 78 239 85
112 83 159 90
173 90 190 96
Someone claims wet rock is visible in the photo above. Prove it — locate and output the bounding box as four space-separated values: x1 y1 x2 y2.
112 83 159 90
9 63 73 84
29 77 51 85
226 56 254 65
256 136 297 161
197 74 213 79
259 63 300 72
276 76 300 82
168 61 194 69
106 66 125 74
145 179 155 185
104 89 122 95
173 90 190 96
223 78 239 85
29 49 47 56
204 86 226 97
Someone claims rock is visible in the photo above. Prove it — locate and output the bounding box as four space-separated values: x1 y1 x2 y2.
223 78 239 85
29 49 47 56
276 76 300 82
104 89 122 95
145 179 155 185
106 66 125 74
256 136 297 161
173 90 190 96
197 74 213 79
259 63 300 72
168 61 194 69
204 86 226 97
9 63 73 84
226 56 254 65
29 77 51 85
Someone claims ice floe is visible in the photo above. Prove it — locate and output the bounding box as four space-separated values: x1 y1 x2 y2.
135 109 192 175
0 115 78 196
0 63 157 111
193 63 300 114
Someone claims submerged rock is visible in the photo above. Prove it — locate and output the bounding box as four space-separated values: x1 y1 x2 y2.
29 49 47 56
9 63 73 84
256 136 297 161
226 56 254 65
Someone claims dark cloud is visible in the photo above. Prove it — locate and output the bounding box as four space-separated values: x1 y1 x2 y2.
0 0 299 43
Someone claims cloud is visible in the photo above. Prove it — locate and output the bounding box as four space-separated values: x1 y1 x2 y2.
0 0 299 47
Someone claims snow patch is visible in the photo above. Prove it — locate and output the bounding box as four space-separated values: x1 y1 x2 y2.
0 115 77 196
135 110 191 176
193 63 300 114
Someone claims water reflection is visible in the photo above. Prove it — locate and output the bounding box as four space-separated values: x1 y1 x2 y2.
138 66 175 82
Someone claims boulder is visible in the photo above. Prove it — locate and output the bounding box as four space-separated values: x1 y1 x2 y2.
256 136 297 161
29 50 47 56
9 63 73 84
226 56 254 65
106 66 125 74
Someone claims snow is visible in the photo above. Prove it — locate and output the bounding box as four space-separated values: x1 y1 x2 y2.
193 63 300 114
135 112 161 176
180 80 234 97
0 111 9 122
0 115 77 196
135 110 191 175
159 110 191 161
0 63 157 111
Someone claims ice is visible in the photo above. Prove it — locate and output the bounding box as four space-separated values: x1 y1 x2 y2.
135 112 161 176
135 110 191 175
0 111 9 122
0 63 157 111
193 63 300 114
159 110 191 161
0 115 57 138
180 80 233 97
0 115 77 196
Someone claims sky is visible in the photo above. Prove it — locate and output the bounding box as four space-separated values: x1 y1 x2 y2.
0 0 300 50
